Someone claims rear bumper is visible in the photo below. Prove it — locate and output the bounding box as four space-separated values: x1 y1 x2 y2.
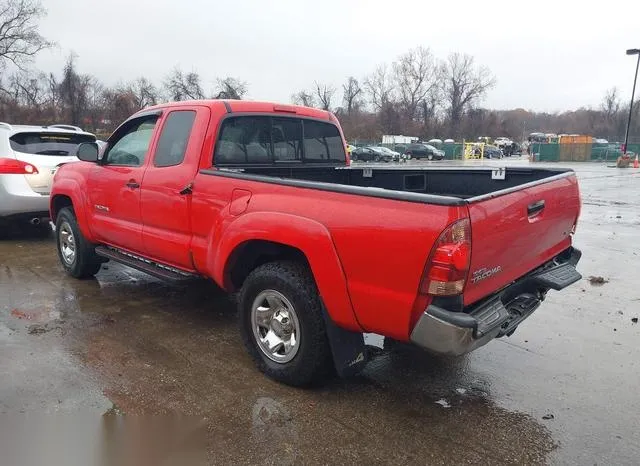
0 174 50 218
410 247 582 356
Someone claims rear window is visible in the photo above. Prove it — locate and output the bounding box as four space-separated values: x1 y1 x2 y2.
302 120 344 161
9 132 96 156
214 116 345 165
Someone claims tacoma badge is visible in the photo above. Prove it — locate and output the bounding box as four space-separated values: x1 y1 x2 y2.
471 266 502 284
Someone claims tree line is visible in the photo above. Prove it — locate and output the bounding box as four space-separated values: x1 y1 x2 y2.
0 0 638 143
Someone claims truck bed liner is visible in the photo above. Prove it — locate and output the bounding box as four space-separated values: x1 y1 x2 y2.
205 166 573 203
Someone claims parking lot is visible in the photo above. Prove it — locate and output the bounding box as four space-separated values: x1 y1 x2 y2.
1 160 639 465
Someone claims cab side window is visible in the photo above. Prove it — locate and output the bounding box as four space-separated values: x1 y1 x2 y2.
154 111 196 167
104 116 159 167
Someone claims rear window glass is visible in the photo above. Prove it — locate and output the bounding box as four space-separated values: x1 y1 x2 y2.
216 116 272 164
10 132 96 156
272 117 302 162
303 120 345 161
214 116 345 165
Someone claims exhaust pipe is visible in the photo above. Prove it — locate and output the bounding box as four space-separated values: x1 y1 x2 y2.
30 217 41 225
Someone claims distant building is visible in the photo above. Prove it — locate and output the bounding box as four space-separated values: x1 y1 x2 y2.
382 135 418 145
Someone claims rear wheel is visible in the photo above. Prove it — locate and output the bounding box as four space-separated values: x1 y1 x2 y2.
55 207 102 279
374 155 381 162
428 154 433 161
238 261 333 386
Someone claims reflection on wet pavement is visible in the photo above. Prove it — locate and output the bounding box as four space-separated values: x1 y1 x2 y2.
1 163 639 465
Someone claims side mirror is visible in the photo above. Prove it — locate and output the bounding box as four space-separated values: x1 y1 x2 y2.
77 142 99 162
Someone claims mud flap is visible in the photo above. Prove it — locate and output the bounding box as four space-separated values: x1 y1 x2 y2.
321 306 367 377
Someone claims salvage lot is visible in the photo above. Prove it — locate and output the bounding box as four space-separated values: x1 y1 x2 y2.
1 161 639 464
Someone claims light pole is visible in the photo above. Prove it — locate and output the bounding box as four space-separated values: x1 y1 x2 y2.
622 48 640 154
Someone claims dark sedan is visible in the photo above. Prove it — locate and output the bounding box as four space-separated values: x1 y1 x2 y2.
351 147 394 162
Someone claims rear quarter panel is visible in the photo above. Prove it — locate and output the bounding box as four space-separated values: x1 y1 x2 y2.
190 173 466 339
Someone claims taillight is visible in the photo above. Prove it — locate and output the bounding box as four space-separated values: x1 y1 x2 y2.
0 158 39 174
420 218 471 296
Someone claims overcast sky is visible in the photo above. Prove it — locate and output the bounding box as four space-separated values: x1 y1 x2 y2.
35 0 640 112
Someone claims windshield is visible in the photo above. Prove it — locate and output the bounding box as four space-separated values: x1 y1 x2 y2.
10 132 96 156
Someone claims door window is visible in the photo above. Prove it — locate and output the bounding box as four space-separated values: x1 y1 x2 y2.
104 116 159 166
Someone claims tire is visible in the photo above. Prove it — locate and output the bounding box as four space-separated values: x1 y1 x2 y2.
428 154 433 161
374 155 381 162
238 261 333 387
55 207 102 279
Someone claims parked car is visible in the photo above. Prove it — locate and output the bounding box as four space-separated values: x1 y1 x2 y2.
404 143 445 160
371 146 402 161
351 146 393 162
484 145 504 159
0 123 96 228
51 100 582 386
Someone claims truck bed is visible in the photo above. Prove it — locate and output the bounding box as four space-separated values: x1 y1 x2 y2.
203 164 581 308
220 165 573 202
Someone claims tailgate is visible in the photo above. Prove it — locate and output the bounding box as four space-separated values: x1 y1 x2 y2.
464 172 580 306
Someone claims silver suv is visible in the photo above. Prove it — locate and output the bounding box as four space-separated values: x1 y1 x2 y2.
0 123 97 225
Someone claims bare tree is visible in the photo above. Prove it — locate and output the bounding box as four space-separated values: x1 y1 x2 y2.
442 53 496 135
58 54 94 125
129 77 158 109
163 68 205 101
215 77 248 99
314 81 336 111
601 87 620 121
291 90 315 107
364 64 394 111
393 46 439 121
342 76 363 115
0 0 52 69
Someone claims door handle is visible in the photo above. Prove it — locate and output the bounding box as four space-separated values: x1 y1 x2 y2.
126 180 140 189
179 182 194 196
527 200 545 217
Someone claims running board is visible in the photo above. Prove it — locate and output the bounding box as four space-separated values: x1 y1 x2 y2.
94 246 200 282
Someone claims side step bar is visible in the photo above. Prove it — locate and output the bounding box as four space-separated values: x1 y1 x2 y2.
95 246 200 282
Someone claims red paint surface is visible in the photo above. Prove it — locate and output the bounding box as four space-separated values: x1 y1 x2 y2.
51 100 581 341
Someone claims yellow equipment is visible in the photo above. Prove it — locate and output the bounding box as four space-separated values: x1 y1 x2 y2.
464 142 485 160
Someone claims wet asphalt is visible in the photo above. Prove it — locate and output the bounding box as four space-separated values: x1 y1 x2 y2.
1 161 639 465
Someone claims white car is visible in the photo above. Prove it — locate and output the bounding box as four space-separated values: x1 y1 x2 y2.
0 123 97 226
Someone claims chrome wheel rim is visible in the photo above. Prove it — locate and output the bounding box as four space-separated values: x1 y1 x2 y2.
58 221 76 266
251 290 301 363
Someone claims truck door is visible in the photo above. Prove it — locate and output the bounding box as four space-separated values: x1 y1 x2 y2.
140 106 209 270
87 113 160 252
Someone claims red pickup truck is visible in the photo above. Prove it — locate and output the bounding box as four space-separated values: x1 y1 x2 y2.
50 100 582 386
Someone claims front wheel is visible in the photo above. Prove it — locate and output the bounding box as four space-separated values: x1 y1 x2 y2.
56 207 102 279
238 261 333 386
